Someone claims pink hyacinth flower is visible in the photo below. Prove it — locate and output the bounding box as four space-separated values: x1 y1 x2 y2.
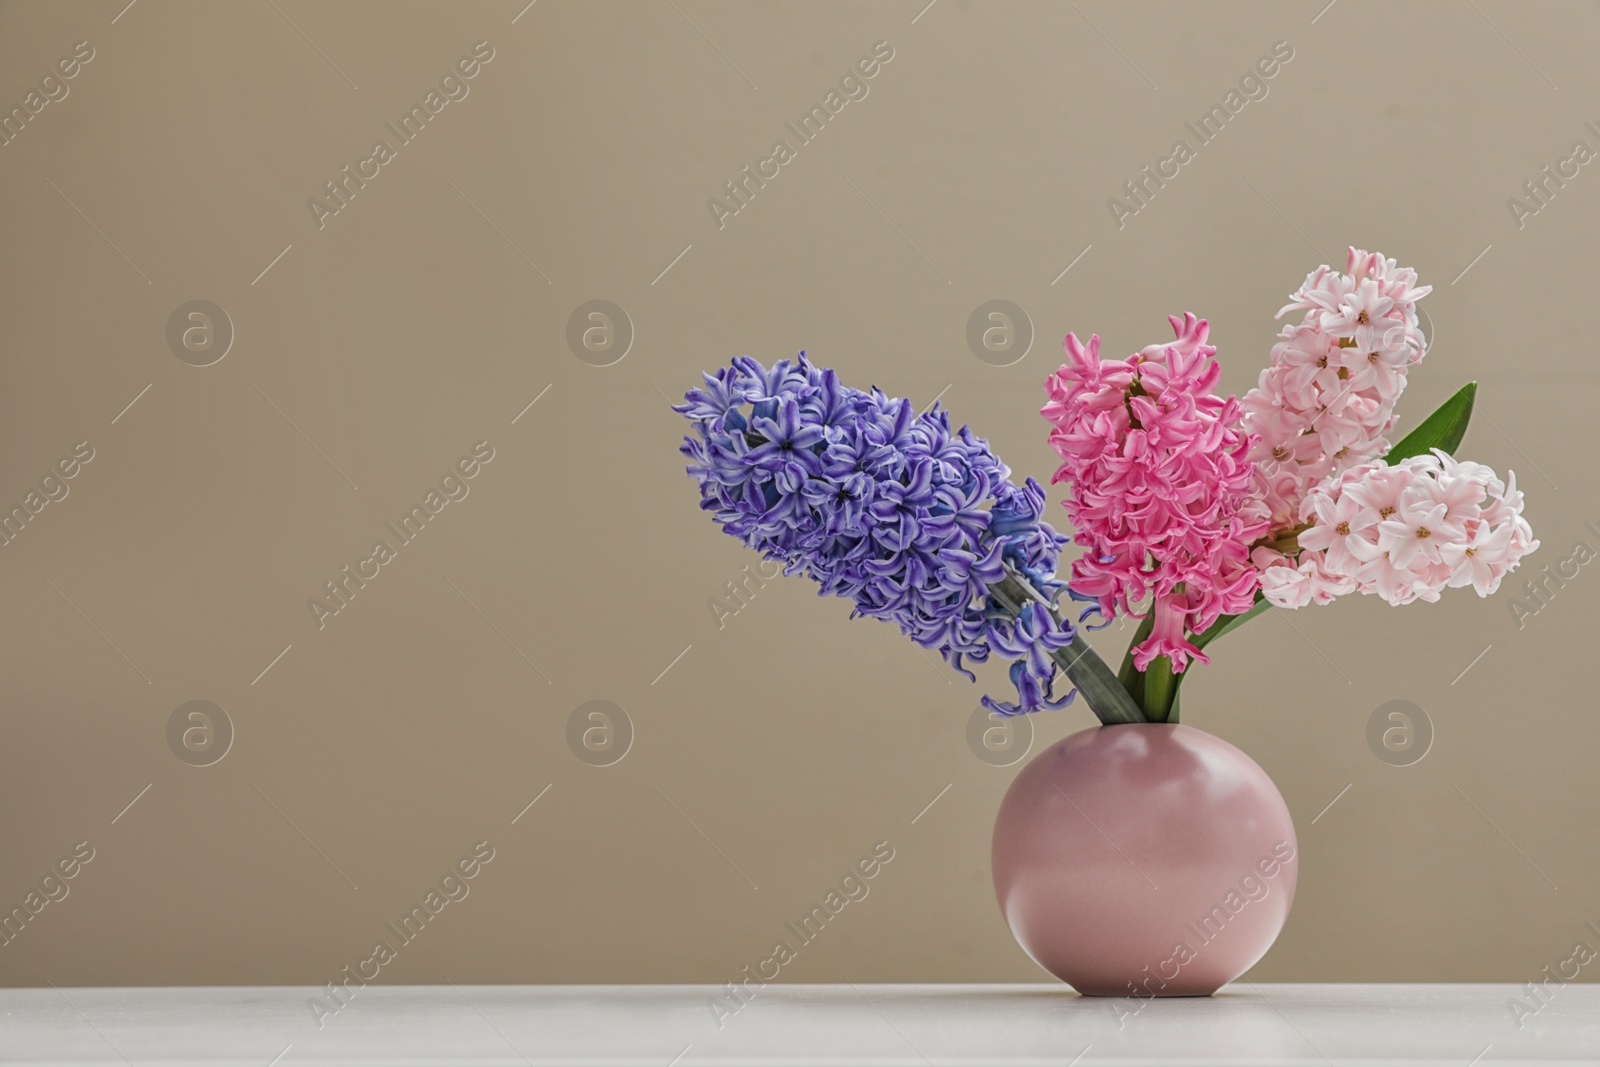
1043 314 1268 672
1242 247 1432 530
1258 451 1537 609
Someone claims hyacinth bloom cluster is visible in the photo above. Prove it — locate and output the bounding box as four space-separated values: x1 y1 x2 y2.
1257 451 1538 608
676 354 1085 715
1242 248 1433 529
676 250 1537 725
1042 314 1267 672
1243 248 1537 610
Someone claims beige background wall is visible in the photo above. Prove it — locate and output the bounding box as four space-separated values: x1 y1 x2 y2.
0 0 1595 993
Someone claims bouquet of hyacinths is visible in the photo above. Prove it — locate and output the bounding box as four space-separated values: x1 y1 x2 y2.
675 249 1537 726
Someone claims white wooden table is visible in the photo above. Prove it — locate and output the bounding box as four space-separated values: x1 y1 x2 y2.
1 984 1594 1065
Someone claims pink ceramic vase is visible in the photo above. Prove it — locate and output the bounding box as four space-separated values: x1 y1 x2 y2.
992 723 1297 996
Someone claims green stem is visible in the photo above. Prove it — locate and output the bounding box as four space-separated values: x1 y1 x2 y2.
991 570 1145 726
1117 611 1156 710
1165 592 1273 712
1142 655 1177 723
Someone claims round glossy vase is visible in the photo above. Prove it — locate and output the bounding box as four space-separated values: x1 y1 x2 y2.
992 723 1297 996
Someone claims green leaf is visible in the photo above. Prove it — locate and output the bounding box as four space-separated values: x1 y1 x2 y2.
1191 592 1272 655
1387 381 1476 462
1163 592 1272 715
1120 593 1271 722
1048 634 1146 726
991 569 1146 725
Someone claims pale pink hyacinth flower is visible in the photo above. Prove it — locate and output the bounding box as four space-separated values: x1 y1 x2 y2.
1242 248 1433 531
1259 450 1537 609
1043 314 1268 672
